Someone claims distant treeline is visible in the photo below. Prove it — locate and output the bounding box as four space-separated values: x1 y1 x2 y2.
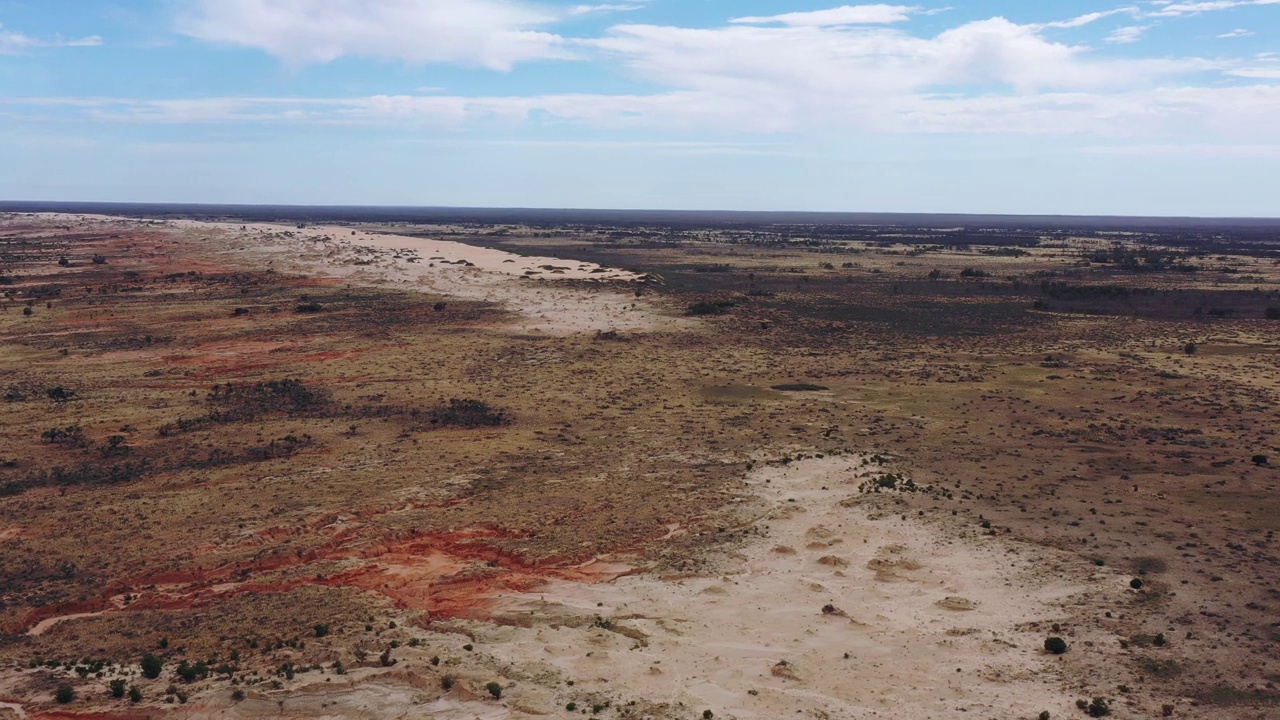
2 201 1278 235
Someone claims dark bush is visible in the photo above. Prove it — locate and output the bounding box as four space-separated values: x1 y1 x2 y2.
140 653 163 679
314 624 329 638
1252 454 1269 466
770 383 828 392
1044 637 1068 654
425 399 508 428
208 379 328 420
294 302 325 313
176 660 209 683
128 686 142 702
485 681 503 699
686 300 735 316
42 425 86 447
1087 697 1110 717
55 685 75 704
110 678 127 698
1130 578 1144 589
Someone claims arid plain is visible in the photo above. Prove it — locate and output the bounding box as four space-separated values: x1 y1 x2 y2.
1 212 1278 719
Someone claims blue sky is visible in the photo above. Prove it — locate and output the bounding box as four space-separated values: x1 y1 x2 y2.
1 1 1278 215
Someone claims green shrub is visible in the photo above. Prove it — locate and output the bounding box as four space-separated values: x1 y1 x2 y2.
55 685 75 704
1087 697 1110 717
110 678 127 698
1130 578 1144 589
128 686 142 702
314 624 329 638
140 653 163 679
485 681 503 699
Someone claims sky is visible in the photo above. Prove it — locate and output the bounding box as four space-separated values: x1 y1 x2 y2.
0 1 1278 216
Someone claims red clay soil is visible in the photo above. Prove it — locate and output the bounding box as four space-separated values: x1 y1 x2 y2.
12 526 631 634
29 707 156 712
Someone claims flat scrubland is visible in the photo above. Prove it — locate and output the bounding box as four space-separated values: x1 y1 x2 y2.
0 212 1277 719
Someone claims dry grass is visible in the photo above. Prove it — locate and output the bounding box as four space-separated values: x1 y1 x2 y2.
1 213 1278 718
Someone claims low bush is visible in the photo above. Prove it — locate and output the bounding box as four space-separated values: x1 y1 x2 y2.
1044 637 1068 654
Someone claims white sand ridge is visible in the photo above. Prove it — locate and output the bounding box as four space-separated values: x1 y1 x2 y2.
171 219 681 336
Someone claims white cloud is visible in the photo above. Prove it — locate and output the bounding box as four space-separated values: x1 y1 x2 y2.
567 3 646 16
11 80 1279 142
1218 28 1256 37
0 23 102 54
1228 67 1280 77
1081 143 1280 157
1033 7 1139 30
176 0 570 70
1107 25 1150 43
589 17 1211 99
1146 0 1280 17
731 4 919 26
5 4 1275 145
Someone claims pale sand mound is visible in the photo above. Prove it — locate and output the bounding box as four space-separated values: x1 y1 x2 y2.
477 455 1108 719
166 219 683 335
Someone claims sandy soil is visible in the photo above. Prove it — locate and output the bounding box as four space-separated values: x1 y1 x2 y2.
475 455 1098 719
167 219 679 335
